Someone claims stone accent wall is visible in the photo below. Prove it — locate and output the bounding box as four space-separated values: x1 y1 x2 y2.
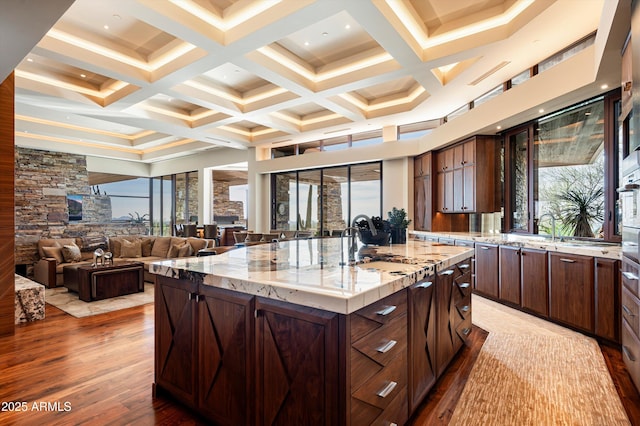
322 180 346 232
213 180 244 221
15 147 149 268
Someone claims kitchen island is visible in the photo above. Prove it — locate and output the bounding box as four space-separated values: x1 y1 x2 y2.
150 238 474 425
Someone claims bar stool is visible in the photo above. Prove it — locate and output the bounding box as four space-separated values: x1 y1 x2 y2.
203 224 220 245
183 224 198 237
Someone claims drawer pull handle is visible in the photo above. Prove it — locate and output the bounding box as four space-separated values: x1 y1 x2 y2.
480 246 490 250
459 283 470 289
560 258 576 263
623 272 639 281
376 305 397 316
416 281 433 289
377 381 397 398
459 263 470 269
376 340 397 354
461 305 470 313
622 305 635 317
462 327 471 336
623 346 636 362
441 270 454 276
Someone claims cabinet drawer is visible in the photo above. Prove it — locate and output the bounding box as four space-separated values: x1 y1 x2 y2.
622 320 640 392
454 273 472 302
351 291 407 341
371 386 408 426
351 350 407 410
622 257 640 299
455 318 473 344
454 240 475 248
351 314 408 390
622 286 640 337
454 298 472 324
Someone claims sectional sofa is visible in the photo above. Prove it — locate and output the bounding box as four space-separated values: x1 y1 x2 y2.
33 235 218 287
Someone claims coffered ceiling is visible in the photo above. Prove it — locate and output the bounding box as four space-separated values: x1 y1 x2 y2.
11 0 609 163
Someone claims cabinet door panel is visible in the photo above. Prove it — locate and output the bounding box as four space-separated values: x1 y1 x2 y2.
549 253 594 332
499 246 521 306
155 277 198 405
414 176 430 231
453 169 463 212
255 298 340 426
408 278 437 412
444 171 454 212
520 248 548 317
475 244 499 298
198 287 254 425
462 165 475 211
595 258 620 342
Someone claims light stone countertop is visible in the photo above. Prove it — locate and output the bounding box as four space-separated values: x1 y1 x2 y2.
149 238 473 314
409 231 621 260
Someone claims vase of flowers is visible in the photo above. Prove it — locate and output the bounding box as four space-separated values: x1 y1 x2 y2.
388 207 411 244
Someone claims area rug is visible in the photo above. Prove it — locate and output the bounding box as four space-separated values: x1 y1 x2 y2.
449 295 630 425
45 284 154 318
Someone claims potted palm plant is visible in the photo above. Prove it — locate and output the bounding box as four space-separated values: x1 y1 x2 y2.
387 207 411 244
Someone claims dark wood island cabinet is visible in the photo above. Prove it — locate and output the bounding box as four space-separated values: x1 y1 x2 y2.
151 240 474 426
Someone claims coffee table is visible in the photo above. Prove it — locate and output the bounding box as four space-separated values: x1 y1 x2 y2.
63 261 144 302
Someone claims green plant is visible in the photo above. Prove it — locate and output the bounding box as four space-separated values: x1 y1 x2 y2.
387 207 411 229
129 212 149 224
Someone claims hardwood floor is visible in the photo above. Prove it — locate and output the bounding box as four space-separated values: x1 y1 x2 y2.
0 304 638 425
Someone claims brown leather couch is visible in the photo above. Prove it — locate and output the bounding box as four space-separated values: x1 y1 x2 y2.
34 235 217 288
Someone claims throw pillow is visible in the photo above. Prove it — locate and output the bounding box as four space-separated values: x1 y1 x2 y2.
61 243 82 263
168 241 193 258
42 246 64 264
109 237 123 258
151 237 172 257
120 239 142 258
140 238 154 257
178 242 193 257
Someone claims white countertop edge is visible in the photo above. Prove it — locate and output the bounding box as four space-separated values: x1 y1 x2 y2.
149 246 473 314
409 231 621 260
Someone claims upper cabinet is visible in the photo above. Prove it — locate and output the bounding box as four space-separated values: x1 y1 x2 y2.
435 136 497 213
414 152 431 177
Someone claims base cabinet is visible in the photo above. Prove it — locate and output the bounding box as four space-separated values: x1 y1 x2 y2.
520 248 549 316
475 243 499 298
256 297 340 426
155 257 474 425
499 246 521 306
408 277 436 413
549 252 595 333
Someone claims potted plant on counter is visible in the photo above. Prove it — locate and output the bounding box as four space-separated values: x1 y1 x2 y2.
388 207 411 244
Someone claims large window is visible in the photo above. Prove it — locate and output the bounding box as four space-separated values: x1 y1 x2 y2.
271 162 382 236
97 177 150 222
504 92 620 241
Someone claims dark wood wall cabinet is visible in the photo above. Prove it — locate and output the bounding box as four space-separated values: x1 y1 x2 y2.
154 258 473 425
435 136 496 213
414 153 432 231
473 244 620 343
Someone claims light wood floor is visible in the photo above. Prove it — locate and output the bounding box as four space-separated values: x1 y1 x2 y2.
0 303 638 425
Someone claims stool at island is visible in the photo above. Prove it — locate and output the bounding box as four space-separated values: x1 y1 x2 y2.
15 274 45 324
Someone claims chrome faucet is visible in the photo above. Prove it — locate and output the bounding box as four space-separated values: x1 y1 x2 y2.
340 226 361 266
537 213 557 241
351 214 377 236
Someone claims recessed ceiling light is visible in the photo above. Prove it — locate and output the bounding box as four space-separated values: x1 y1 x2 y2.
322 32 328 36
601 84 609 89
496 125 502 130
26 58 33 62
103 24 109 30
585 112 591 116
112 14 121 20
538 108 544 113
80 74 86 78
345 24 351 29
304 41 309 46
235 69 240 73
223 75 227 79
